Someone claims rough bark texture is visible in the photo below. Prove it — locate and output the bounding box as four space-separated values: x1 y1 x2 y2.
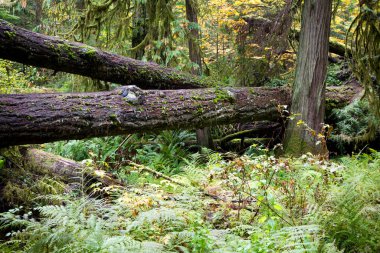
131 1 148 60
186 0 202 76
34 0 43 26
21 148 124 187
0 19 212 89
185 0 213 148
0 84 359 147
0 86 288 147
283 0 333 155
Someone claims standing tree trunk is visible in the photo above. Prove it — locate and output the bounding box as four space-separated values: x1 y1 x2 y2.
131 0 148 60
34 0 43 27
283 0 333 156
186 0 213 148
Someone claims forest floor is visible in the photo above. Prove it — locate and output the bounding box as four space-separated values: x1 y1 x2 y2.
1 143 379 252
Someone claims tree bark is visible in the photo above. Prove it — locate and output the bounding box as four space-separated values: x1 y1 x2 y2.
186 0 202 76
18 148 125 187
0 19 212 89
283 0 333 156
34 0 43 26
0 84 359 147
0 86 287 147
131 1 148 60
185 0 213 148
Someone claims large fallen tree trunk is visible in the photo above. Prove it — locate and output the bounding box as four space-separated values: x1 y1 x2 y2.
0 19 211 89
0 83 361 147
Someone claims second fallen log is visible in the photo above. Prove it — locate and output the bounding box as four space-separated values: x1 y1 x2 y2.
0 19 211 89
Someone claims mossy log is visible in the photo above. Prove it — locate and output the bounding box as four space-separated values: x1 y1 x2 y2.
0 147 124 208
0 83 360 147
14 147 124 187
220 122 281 144
291 29 352 57
0 19 212 89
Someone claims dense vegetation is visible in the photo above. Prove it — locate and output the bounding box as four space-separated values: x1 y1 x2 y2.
0 0 379 252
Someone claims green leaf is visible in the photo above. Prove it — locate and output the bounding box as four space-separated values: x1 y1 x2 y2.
258 216 267 223
273 204 283 211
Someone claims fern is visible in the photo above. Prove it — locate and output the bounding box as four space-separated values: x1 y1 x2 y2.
135 130 195 174
320 153 380 252
128 208 186 233
0 196 168 253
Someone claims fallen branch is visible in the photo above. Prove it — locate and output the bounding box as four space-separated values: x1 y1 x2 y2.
128 161 187 187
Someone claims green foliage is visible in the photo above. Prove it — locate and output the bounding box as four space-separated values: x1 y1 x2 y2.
127 208 186 241
347 1 380 140
0 8 20 23
0 60 31 94
331 100 371 137
1 149 380 252
2 1 379 252
0 60 52 94
329 100 379 153
326 63 343 86
321 152 380 252
45 135 137 162
265 77 288 87
0 197 162 253
134 131 195 174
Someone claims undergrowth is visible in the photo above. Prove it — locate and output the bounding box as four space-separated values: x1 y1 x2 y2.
1 145 379 252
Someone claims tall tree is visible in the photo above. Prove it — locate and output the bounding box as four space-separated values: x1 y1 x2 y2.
131 0 148 60
186 0 213 148
283 0 333 156
34 0 43 26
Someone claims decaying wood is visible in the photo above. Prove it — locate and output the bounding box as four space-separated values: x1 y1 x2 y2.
220 122 281 144
0 83 361 147
0 19 212 89
0 86 290 147
292 29 351 57
17 147 124 187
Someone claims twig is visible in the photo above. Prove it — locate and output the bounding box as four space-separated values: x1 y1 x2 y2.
128 161 187 187
104 135 132 163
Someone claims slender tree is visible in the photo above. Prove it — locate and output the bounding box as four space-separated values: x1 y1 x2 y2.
186 0 213 148
283 0 333 156
131 0 148 60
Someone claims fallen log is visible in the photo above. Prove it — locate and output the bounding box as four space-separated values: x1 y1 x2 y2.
0 83 361 147
0 147 124 207
0 19 212 89
2 147 124 187
291 29 352 57
220 122 281 144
